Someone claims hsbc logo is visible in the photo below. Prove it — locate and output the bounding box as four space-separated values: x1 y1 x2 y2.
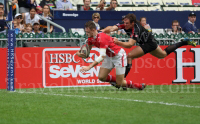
42 48 100 88
173 48 200 83
49 52 99 64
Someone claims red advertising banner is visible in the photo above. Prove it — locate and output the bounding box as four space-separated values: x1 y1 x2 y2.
0 46 199 89
43 48 109 88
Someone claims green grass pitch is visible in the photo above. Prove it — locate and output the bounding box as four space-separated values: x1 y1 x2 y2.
0 85 200 124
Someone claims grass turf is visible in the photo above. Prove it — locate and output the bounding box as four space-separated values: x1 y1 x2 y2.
0 85 200 124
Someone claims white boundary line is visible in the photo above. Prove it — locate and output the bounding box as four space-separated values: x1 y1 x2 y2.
17 91 200 109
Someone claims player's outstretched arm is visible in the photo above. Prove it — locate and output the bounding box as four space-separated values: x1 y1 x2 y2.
114 38 136 48
80 48 106 73
101 25 118 34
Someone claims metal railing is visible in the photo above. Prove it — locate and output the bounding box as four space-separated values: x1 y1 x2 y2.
37 14 66 32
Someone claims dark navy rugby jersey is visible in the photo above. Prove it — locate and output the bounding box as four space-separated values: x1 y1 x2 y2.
116 22 156 44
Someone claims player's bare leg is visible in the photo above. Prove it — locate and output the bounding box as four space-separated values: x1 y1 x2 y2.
150 38 196 59
116 74 146 90
150 46 167 59
98 67 112 82
109 46 146 90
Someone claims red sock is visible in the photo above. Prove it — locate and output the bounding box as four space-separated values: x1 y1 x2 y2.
126 80 142 89
106 75 116 82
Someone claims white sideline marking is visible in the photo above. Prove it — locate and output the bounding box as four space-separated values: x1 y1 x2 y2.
17 91 200 109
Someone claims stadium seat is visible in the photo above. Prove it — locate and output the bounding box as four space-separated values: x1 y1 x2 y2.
105 0 111 5
152 29 165 35
147 0 163 6
163 7 179 11
117 0 133 6
71 0 84 5
132 0 148 6
116 7 133 11
147 5 162 11
178 7 194 11
90 0 99 5
91 6 96 10
192 0 200 5
177 0 192 5
132 7 148 11
36 0 41 4
162 0 178 5
70 28 85 36
193 7 200 11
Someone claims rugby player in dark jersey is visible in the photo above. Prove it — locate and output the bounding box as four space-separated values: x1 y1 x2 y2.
102 13 196 89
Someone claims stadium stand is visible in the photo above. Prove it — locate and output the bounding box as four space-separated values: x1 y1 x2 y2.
177 0 192 6
117 0 133 6
116 7 133 11
132 7 148 11
90 0 99 5
193 7 200 11
132 0 148 6
104 0 111 5
163 7 179 11
147 0 163 6
73 0 84 5
178 7 194 11
162 0 178 5
147 5 161 11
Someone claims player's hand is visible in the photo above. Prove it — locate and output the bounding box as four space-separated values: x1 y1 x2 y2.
76 51 87 58
113 37 120 45
80 66 91 73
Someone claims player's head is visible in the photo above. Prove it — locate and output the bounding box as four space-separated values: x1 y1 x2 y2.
124 13 136 30
85 21 97 38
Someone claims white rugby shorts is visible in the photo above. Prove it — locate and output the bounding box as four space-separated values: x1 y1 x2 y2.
101 48 127 75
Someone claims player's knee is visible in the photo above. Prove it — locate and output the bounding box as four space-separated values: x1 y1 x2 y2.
156 51 167 59
158 53 167 59
98 75 106 82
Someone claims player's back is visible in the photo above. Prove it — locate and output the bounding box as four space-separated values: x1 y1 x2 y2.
88 32 122 57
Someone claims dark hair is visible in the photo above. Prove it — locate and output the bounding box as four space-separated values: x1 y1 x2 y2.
125 13 137 23
0 2 4 6
172 20 179 26
29 6 36 12
85 21 96 30
83 0 91 2
140 17 146 22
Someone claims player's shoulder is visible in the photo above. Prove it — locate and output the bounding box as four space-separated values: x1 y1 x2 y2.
98 32 108 37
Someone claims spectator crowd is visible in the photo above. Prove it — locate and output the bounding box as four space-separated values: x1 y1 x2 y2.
0 0 199 36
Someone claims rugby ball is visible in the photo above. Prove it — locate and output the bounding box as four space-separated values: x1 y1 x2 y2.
80 44 90 58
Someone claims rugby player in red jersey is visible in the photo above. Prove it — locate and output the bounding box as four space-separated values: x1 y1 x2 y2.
76 21 146 90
